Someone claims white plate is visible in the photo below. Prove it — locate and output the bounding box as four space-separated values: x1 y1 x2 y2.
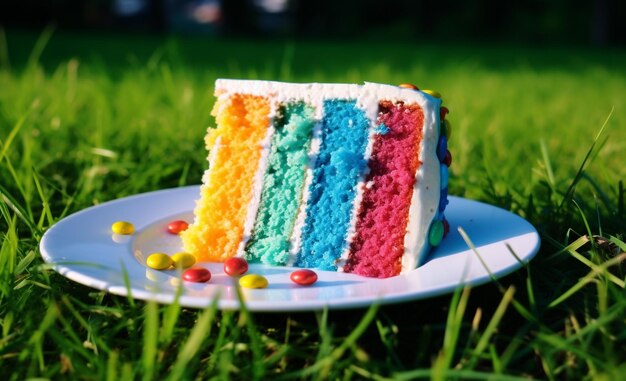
40 186 540 311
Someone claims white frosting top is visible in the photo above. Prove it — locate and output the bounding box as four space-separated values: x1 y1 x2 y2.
214 79 441 273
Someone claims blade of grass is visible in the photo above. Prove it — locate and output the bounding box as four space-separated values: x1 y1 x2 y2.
466 286 516 369
167 298 219 380
0 27 9 70
548 253 626 308
558 107 613 211
431 286 471 381
540 139 556 190
141 300 159 381
26 25 55 69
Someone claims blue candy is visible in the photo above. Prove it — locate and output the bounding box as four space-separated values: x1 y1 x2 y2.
440 165 449 188
437 136 448 161
439 187 449 212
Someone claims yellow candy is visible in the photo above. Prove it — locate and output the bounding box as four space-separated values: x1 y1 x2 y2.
422 89 442 99
239 274 268 289
111 221 134 235
443 119 452 139
171 252 196 269
146 253 173 270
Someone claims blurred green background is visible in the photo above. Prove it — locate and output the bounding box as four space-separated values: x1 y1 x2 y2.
1 0 625 45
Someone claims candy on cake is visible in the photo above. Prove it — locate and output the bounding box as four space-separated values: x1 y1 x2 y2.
181 79 451 278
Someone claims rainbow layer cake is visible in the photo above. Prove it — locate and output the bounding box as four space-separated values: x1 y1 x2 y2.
182 79 452 278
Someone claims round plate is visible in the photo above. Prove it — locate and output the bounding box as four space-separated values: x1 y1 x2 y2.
39 186 540 311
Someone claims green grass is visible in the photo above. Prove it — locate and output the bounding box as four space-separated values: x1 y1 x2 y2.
1 28 625 380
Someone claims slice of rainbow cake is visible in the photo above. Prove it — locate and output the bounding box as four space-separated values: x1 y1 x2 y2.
181 79 451 278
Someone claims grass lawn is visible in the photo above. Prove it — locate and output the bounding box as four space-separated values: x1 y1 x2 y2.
1 28 625 380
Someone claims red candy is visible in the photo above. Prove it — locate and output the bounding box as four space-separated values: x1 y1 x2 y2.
224 257 249 277
290 269 318 286
167 220 189 234
442 219 450 237
440 106 449 120
182 267 211 283
443 150 452 167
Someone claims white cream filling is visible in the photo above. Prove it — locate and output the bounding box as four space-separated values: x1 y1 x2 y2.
213 79 441 272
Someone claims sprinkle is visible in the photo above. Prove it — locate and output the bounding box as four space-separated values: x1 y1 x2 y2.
374 123 390 135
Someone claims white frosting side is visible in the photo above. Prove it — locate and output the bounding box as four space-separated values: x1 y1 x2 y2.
213 79 441 272
401 97 441 272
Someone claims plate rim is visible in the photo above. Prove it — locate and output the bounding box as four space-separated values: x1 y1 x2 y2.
39 186 541 311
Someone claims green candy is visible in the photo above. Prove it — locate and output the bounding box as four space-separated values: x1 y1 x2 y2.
429 220 445 247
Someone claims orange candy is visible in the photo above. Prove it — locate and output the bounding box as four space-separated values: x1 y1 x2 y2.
398 83 419 90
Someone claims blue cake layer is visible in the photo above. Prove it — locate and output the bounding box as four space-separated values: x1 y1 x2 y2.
295 100 370 270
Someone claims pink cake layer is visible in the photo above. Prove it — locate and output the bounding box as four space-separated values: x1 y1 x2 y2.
344 101 424 278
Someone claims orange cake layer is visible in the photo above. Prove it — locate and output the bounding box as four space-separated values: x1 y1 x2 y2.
181 94 271 261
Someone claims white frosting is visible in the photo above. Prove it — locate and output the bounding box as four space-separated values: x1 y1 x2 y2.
402 97 441 272
213 79 441 273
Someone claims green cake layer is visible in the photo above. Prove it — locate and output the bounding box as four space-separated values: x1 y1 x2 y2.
244 103 315 264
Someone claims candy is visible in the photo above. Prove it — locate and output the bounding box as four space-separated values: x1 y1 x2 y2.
443 150 452 167
167 220 189 235
224 257 249 277
239 274 268 289
439 187 449 212
290 269 318 286
171 252 196 269
442 218 450 237
182 267 211 283
443 119 452 139
398 83 419 90
429 220 444 246
146 253 173 270
422 89 441 99
440 106 449 120
437 136 448 161
440 165 449 188
111 221 134 235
